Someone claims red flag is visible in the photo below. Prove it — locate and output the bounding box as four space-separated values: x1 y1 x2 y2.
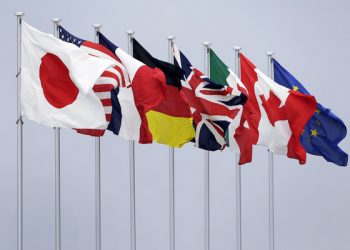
236 54 317 164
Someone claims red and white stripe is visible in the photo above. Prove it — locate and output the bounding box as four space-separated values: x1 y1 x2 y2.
76 41 130 136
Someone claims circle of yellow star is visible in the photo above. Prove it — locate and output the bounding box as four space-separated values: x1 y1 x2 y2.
292 85 299 91
311 129 319 137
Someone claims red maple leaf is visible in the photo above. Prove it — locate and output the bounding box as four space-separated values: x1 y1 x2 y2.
259 91 287 126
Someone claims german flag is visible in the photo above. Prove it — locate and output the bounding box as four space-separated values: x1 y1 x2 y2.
132 39 195 147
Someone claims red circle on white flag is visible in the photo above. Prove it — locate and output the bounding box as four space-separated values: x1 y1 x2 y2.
39 53 79 109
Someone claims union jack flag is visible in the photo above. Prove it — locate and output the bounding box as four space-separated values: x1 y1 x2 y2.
59 26 130 136
173 44 247 151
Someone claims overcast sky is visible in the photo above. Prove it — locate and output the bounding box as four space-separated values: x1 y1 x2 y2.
1 0 349 250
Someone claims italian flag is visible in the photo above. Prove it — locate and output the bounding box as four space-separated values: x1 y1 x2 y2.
209 49 247 154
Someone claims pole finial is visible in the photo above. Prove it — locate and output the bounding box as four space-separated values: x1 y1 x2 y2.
234 46 241 51
266 51 274 56
167 35 175 41
126 30 135 35
202 41 211 47
51 17 61 23
92 24 102 29
15 11 24 17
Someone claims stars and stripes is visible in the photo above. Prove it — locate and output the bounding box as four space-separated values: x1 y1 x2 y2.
59 27 130 136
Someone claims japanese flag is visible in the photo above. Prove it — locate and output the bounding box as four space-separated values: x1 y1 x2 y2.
21 21 115 129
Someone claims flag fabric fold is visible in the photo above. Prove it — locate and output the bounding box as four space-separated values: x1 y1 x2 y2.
173 44 247 151
98 33 168 143
273 59 348 166
209 49 248 153
59 26 129 136
237 54 317 164
131 39 195 148
21 21 345 168
21 21 115 129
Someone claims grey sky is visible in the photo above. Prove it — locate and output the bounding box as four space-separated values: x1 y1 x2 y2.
1 0 349 250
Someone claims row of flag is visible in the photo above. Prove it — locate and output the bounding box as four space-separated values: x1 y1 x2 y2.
21 21 348 166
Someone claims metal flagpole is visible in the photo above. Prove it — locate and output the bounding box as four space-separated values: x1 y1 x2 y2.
93 24 102 250
266 51 275 250
126 30 136 250
52 17 62 250
15 11 24 250
234 46 242 250
202 41 211 250
167 35 176 250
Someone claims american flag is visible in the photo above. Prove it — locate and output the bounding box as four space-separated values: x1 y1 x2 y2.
59 26 130 136
173 45 247 151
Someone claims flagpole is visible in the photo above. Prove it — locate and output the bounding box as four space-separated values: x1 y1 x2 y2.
202 41 211 250
15 11 24 250
52 17 62 250
266 51 275 250
234 46 242 250
93 24 103 250
126 30 136 250
167 35 176 250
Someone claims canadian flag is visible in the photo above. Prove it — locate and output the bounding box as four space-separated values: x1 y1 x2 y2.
21 21 115 129
236 54 317 165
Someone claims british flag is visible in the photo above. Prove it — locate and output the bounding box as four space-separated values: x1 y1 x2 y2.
173 44 247 151
59 26 130 136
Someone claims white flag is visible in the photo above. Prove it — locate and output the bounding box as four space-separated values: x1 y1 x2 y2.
21 21 115 129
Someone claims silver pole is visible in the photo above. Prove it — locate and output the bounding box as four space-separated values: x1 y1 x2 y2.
233 46 242 250
202 41 211 250
167 35 176 250
15 11 24 250
52 17 62 250
126 30 136 250
266 51 275 250
93 24 102 250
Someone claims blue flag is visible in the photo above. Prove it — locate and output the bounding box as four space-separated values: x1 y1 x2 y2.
273 59 348 166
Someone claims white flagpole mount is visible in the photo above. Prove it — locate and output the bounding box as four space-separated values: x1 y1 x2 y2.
266 51 275 56
93 24 102 28
93 24 102 36
51 17 61 25
126 30 135 36
15 11 24 17
202 41 212 49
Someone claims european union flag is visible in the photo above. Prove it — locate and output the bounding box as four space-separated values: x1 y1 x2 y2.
273 59 348 166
